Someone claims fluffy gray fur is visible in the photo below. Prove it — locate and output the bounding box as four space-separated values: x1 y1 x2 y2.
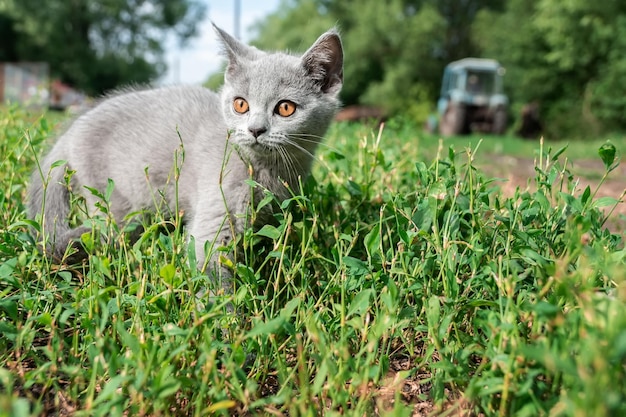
28 24 343 282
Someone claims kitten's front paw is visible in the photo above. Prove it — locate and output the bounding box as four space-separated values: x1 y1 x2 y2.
46 227 92 264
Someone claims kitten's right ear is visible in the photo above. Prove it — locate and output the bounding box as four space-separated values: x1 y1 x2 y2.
301 29 343 95
213 23 260 77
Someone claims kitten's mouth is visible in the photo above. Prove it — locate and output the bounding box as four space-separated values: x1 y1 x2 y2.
231 132 282 157
242 141 276 156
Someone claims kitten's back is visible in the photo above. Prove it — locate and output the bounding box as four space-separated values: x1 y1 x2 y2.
28 85 229 260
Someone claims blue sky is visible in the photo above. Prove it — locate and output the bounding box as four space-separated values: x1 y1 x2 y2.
161 0 281 85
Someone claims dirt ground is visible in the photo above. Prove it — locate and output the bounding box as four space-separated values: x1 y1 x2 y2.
477 154 626 232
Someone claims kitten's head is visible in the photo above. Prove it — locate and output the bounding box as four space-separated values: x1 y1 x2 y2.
213 24 343 174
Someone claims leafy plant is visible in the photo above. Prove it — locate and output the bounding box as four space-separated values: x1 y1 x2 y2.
1 108 624 416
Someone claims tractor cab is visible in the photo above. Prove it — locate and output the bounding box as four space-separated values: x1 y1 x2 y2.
438 58 508 136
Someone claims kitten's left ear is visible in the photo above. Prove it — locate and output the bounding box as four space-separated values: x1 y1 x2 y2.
301 29 343 95
211 23 261 64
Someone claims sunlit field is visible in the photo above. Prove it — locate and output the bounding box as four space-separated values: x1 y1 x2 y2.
1 106 625 416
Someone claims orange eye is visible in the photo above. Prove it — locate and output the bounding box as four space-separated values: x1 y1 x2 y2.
275 100 296 117
233 97 249 114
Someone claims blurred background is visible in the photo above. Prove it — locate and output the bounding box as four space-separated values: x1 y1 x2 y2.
1 0 625 139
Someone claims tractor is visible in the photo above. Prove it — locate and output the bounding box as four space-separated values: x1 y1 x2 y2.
437 58 508 136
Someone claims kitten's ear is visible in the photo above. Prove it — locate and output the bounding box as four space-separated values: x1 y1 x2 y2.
301 29 343 95
212 23 260 76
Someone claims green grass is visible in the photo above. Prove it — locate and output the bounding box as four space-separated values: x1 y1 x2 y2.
1 105 625 416
376 117 626 161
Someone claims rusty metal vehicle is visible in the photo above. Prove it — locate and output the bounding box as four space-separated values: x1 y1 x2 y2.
438 58 508 136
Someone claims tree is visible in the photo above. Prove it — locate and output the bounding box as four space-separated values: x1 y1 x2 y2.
536 0 626 134
251 0 504 122
473 0 626 137
0 0 205 95
345 2 446 120
252 0 626 135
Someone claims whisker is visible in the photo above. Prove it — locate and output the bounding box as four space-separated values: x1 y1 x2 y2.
281 149 295 184
288 147 307 179
281 138 336 178
289 132 325 138
286 147 304 182
282 138 319 163
277 146 300 187
259 134 337 185
288 134 342 154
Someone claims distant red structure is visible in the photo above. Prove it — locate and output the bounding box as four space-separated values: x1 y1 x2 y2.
49 79 86 111
335 105 386 122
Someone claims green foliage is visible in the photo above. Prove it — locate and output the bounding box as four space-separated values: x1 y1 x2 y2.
251 0 337 51
350 3 444 120
202 63 225 91
251 0 503 124
250 0 626 136
473 0 626 137
1 108 625 415
0 0 206 94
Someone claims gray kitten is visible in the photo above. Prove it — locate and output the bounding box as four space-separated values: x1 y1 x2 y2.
28 24 343 283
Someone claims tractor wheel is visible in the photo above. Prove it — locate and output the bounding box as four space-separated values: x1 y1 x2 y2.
492 107 507 135
440 103 465 136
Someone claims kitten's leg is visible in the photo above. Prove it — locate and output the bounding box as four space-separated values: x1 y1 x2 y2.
187 202 238 292
187 210 239 316
54 226 92 263
189 181 256 308
57 188 135 263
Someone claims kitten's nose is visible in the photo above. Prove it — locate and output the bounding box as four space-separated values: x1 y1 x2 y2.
249 126 267 139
